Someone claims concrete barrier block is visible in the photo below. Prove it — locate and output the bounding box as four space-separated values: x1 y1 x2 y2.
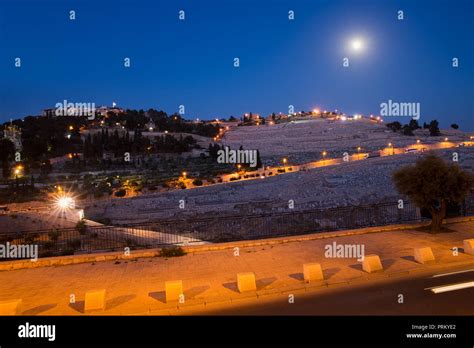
0 299 22 315
237 272 257 292
414 247 436 264
463 239 474 255
362 254 383 273
84 289 106 312
303 263 324 282
165 280 183 302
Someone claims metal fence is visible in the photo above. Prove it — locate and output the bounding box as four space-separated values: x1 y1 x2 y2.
1 198 473 259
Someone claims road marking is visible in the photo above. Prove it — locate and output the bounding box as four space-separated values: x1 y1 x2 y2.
432 269 474 278
425 281 474 294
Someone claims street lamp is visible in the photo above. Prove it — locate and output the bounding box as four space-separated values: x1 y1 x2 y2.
181 171 187 180
282 157 288 171
357 147 361 160
13 165 23 184
55 195 75 211
14 165 23 176
322 151 327 165
388 143 394 155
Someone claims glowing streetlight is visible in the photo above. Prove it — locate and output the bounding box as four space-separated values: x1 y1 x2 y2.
14 164 23 176
388 143 394 155
182 171 187 179
444 137 449 142
322 151 327 164
417 139 421 144
56 196 75 210
357 146 361 160
282 157 288 171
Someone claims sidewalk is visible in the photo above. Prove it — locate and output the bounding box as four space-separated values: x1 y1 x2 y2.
0 220 472 315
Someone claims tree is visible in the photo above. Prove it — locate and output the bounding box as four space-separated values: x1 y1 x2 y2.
393 155 474 232
429 120 441 136
0 138 15 178
256 150 263 169
75 219 87 235
451 123 459 130
402 125 414 136
386 121 402 132
408 119 420 130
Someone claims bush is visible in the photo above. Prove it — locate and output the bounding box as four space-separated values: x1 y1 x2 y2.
67 239 81 250
159 246 186 257
114 189 126 197
402 125 414 136
75 219 87 235
24 233 39 244
61 248 75 256
386 121 402 132
192 179 203 186
43 241 55 249
48 230 61 241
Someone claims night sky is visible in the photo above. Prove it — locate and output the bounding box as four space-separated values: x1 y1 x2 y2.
1 0 473 130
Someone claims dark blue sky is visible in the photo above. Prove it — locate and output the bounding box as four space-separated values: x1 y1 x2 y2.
1 0 473 130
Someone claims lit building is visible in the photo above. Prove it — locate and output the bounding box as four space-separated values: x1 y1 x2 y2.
3 122 22 151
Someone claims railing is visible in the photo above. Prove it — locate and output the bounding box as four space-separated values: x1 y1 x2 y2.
1 198 473 260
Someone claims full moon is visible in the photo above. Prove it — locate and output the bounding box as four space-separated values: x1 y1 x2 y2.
351 39 363 51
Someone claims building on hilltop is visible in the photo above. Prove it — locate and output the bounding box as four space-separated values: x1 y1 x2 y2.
3 122 22 151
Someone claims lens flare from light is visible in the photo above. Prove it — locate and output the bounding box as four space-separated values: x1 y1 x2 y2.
56 196 75 210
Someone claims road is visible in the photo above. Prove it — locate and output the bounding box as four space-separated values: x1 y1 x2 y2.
187 264 474 315
221 140 471 182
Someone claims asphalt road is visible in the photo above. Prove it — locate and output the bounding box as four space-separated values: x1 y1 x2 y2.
193 265 474 315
